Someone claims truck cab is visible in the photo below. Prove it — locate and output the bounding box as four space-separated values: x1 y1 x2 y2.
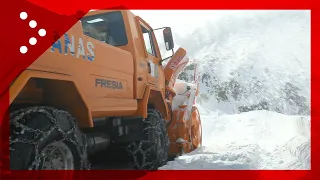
81 10 169 95
79 10 174 120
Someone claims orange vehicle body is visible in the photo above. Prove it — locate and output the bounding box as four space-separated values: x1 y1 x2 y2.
9 10 201 163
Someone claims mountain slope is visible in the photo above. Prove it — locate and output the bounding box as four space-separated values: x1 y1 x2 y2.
176 10 310 115
132 10 310 116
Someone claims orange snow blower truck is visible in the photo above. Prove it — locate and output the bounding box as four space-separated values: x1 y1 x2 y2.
8 10 202 170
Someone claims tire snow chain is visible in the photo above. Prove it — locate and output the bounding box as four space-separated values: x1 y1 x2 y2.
9 106 91 170
125 110 169 170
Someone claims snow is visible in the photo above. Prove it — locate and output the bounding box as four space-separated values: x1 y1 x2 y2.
172 79 197 111
159 107 310 170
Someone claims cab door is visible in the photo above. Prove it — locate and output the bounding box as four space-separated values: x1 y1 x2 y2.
137 19 161 87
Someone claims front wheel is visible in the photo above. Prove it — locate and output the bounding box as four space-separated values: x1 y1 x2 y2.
126 109 170 170
9 106 90 170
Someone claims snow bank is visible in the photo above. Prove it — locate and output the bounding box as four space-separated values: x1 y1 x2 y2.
159 107 310 170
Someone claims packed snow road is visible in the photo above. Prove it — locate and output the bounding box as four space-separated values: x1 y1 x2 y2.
159 106 310 170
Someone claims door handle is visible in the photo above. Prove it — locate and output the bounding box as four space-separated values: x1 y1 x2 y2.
147 62 151 73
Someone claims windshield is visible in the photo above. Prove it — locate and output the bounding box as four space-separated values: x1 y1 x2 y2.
80 11 128 47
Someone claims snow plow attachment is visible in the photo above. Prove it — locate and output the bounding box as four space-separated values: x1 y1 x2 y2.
164 48 202 157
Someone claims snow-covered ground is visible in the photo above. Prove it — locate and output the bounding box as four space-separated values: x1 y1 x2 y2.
159 106 310 170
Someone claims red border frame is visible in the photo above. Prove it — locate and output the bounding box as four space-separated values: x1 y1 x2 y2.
0 0 317 179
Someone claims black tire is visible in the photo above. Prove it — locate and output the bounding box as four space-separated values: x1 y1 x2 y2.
127 109 170 170
9 106 90 170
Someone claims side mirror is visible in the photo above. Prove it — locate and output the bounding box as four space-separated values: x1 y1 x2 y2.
163 27 174 51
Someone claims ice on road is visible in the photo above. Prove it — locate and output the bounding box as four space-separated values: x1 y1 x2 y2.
159 107 310 170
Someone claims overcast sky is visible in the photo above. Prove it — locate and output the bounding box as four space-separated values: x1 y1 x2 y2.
131 10 242 35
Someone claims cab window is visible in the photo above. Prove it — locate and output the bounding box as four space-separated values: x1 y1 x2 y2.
80 11 128 46
141 25 157 58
